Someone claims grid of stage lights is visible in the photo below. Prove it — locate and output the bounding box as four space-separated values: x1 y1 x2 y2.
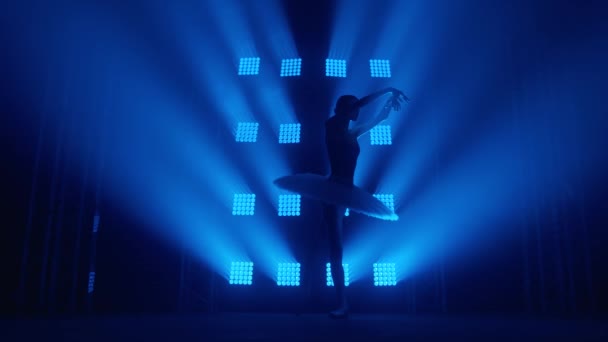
235 122 259 143
280 58 302 77
326 263 350 287
230 55 403 290
370 125 392 145
232 194 256 216
277 263 301 286
325 59 347 77
234 57 397 77
278 123 301 144
229 261 254 285
370 59 391 78
373 263 397 286
225 263 401 287
278 194 301 217
238 57 261 75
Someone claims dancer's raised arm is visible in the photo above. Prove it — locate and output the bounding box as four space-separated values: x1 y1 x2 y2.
350 91 408 137
349 87 407 111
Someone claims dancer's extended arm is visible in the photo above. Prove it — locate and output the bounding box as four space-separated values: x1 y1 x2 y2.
350 99 393 137
351 87 392 109
350 92 408 137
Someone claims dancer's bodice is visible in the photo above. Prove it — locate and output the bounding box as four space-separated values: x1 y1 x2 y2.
325 116 360 184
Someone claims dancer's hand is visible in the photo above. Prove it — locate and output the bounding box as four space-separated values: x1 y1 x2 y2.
388 93 405 111
388 87 410 103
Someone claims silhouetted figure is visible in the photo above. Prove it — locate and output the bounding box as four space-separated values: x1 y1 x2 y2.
274 87 408 318
323 88 406 318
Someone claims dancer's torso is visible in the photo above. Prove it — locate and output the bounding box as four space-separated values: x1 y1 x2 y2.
325 116 360 185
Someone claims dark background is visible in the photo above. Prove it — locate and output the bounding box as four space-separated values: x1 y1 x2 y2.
1 0 607 317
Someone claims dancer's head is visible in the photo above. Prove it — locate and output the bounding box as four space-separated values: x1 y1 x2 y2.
334 95 359 121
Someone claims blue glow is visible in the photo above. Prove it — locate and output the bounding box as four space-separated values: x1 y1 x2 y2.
241 0 298 61
203 0 257 58
325 59 347 77
370 59 391 78
373 263 397 286
278 194 301 217
371 0 416 63
238 57 261 75
370 125 392 145
328 0 370 59
223 1 298 132
235 122 259 142
8 0 603 303
280 58 302 77
229 261 254 285
232 193 256 216
235 213 297 280
277 262 301 286
278 123 301 144
326 263 350 287
379 121 553 281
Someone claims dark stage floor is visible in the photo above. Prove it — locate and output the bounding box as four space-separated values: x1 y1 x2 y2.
2 312 607 341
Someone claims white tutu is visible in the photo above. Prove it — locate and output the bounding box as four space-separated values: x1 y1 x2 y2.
273 173 398 221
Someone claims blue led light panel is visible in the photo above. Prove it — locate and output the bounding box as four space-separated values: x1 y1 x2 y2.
229 261 254 285
370 125 392 145
232 193 256 216
325 59 347 77
373 263 397 286
370 59 391 78
235 122 259 143
277 263 301 286
280 58 302 77
278 194 301 216
326 263 350 287
374 193 397 221
238 57 261 75
373 193 395 212
279 123 301 144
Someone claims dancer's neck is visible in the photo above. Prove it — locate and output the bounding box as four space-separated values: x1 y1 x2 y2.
334 116 350 130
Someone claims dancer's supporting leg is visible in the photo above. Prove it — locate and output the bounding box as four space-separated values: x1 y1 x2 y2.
324 204 348 317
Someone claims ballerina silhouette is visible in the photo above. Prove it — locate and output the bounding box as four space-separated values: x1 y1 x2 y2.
274 87 408 318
